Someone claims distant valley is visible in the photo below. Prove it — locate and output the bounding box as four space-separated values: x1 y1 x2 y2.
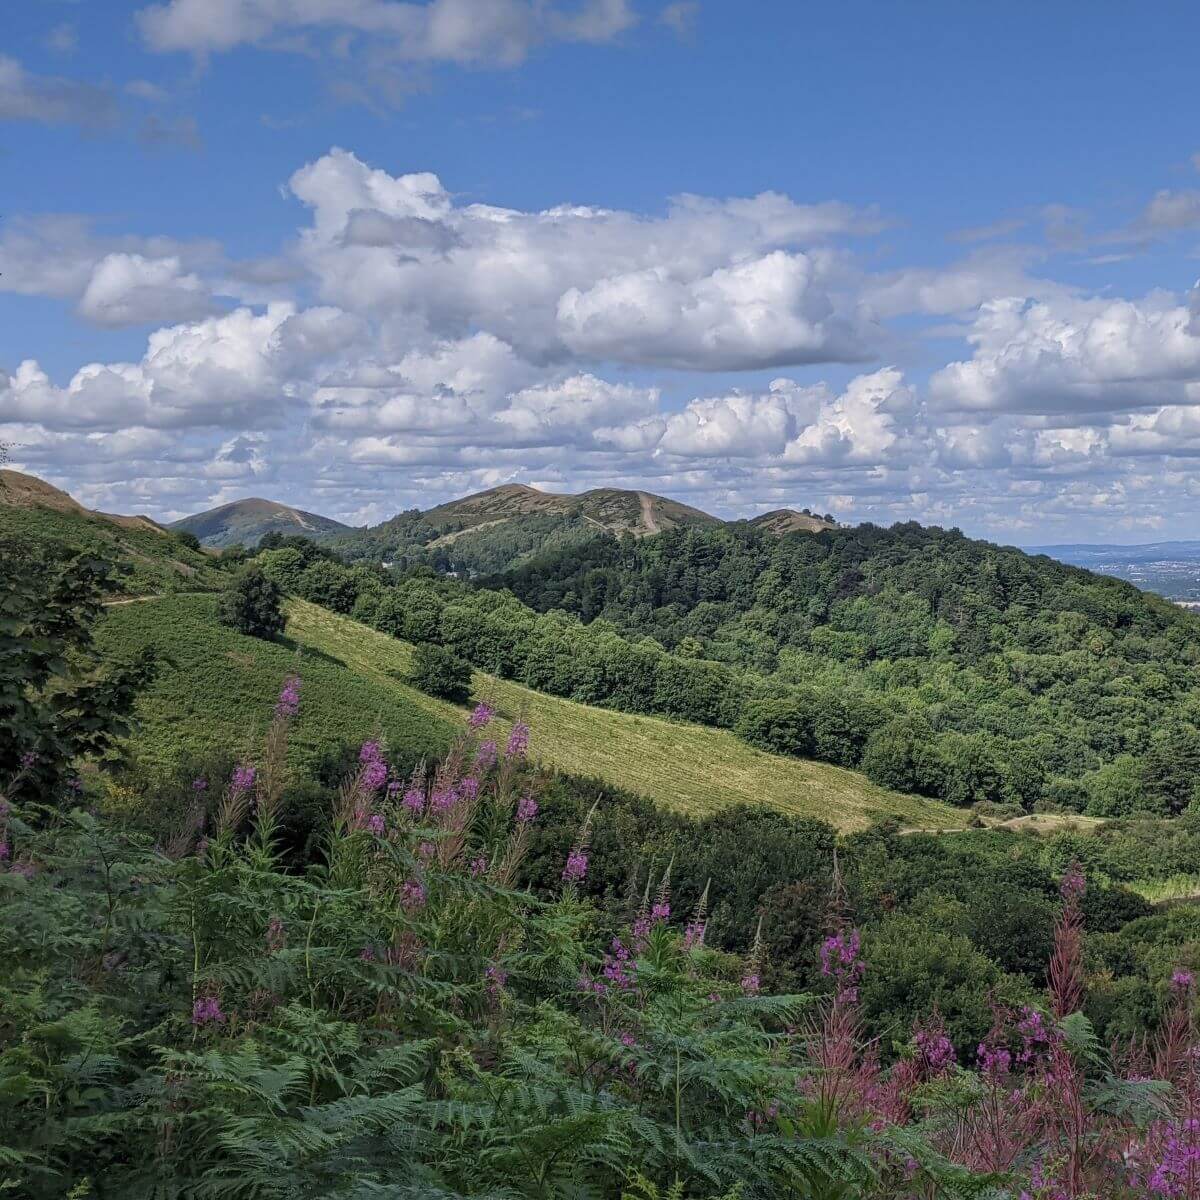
1026 539 1200 601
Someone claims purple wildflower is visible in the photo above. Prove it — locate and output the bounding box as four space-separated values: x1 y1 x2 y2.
562 849 588 883
429 788 455 814
402 787 425 815
231 764 256 794
359 946 376 962
475 740 497 770
361 758 388 793
516 795 539 823
417 840 435 859
192 994 224 1026
12 861 35 879
470 854 488 878
400 880 427 911
485 963 507 997
1059 863 1086 902
468 702 495 730
505 722 530 757
18 751 37 770
192 777 208 793
741 972 761 995
820 928 864 1003
274 674 301 719
458 776 479 801
359 740 383 764
0 841 9 862
1172 969 1195 992
367 813 386 836
651 901 670 922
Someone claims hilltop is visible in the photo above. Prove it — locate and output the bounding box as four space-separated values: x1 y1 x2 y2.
747 508 836 535
0 469 224 595
170 497 353 549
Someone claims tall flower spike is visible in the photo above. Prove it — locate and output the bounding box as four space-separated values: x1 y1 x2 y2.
742 916 765 994
652 855 673 922
684 878 710 950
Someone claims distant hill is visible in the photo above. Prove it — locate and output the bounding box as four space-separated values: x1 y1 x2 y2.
171 498 353 549
330 483 722 574
422 483 720 537
0 469 224 595
747 508 836 535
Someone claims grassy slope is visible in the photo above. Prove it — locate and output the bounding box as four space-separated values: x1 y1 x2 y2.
0 503 225 596
94 595 455 775
286 600 966 832
95 595 965 831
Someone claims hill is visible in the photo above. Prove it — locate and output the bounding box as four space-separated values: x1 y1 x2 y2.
171 497 353 549
0 469 225 595
329 483 721 575
748 508 836 535
95 592 963 831
486 519 1200 816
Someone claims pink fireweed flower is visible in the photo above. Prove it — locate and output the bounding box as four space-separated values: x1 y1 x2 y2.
367 813 386 836
230 764 256 794
274 674 301 719
914 1027 957 1075
359 740 383 763
505 722 530 757
192 777 208 793
683 920 706 950
359 946 376 962
516 795 538 823
19 751 37 770
1059 863 1086 902
458 777 479 801
467 702 494 730
0 841 10 862
651 901 670 922
400 880 427 911
361 758 388 793
469 854 488 878
402 787 425 815
602 938 637 991
12 861 35 878
1172 969 1195 992
820 928 864 1002
485 963 507 997
741 972 761 995
192 994 224 1026
429 788 455 814
562 849 588 883
417 840 435 859
474 740 497 770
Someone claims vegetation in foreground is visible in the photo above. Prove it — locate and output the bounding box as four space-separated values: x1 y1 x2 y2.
5 673 1200 1197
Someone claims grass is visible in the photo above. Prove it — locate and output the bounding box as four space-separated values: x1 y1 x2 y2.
94 595 455 776
1127 874 1200 906
94 594 966 831
284 600 967 832
0 504 225 596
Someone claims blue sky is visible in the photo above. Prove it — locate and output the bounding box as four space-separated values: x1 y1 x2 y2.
3 1 1200 540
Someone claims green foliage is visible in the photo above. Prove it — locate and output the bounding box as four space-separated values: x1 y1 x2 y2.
1 543 157 799
219 565 286 640
410 642 472 702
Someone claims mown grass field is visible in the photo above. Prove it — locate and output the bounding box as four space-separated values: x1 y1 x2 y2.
95 594 967 830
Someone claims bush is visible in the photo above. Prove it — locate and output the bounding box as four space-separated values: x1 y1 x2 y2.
175 529 202 552
410 642 472 702
218 564 286 640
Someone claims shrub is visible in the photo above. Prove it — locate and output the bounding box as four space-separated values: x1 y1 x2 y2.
218 564 286 640
410 641 472 702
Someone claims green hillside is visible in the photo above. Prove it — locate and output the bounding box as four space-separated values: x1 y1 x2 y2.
95 593 964 831
0 470 225 595
94 594 455 775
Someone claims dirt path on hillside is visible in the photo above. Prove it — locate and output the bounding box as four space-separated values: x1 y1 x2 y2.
638 492 660 534
103 591 209 607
